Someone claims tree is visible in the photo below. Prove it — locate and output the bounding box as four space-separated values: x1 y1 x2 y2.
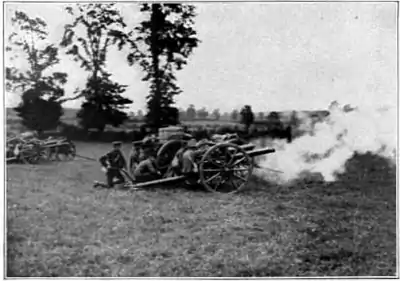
14 90 63 133
75 75 132 131
240 105 255 134
266 111 283 132
178 108 186 121
267 111 280 121
197 107 209 119
186 104 196 121
288 110 300 128
61 3 133 131
221 112 229 121
257 112 265 120
128 4 200 129
6 11 69 132
211 109 221 120
231 109 239 121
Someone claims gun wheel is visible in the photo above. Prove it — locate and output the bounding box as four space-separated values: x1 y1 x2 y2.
64 142 76 161
199 143 253 194
19 144 42 164
156 140 185 173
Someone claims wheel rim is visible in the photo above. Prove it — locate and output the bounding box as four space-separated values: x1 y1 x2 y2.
43 147 53 161
199 143 253 194
156 140 185 172
20 145 41 164
69 143 76 160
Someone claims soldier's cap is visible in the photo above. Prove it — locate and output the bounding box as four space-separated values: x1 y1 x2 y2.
112 141 122 146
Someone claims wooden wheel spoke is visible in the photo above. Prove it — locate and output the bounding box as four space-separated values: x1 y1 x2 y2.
205 172 221 183
231 167 250 172
232 156 248 167
214 177 229 190
203 168 222 173
226 149 237 165
233 172 247 182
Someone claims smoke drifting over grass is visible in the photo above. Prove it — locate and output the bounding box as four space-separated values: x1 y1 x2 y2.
255 103 397 184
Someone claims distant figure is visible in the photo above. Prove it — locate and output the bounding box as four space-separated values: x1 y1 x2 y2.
287 126 293 143
94 141 127 188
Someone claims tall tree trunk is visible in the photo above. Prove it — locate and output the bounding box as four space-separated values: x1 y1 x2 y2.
149 4 164 130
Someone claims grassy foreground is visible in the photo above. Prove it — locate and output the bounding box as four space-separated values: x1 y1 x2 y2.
6 142 397 277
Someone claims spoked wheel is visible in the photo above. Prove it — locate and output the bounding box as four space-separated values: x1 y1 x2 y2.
68 142 76 160
42 145 59 161
199 143 254 194
156 140 186 174
53 143 74 161
19 144 42 164
59 141 76 161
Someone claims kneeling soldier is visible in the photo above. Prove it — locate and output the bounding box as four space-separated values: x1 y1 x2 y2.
94 141 127 188
133 144 161 182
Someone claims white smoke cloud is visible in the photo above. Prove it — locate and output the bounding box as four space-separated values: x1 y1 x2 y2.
254 102 397 184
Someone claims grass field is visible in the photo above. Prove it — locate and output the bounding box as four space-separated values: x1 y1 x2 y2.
6 142 397 277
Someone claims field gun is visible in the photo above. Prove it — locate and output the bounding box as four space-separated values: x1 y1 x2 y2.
124 142 276 194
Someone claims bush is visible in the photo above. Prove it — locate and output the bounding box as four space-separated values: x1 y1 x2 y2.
43 122 298 144
215 125 235 135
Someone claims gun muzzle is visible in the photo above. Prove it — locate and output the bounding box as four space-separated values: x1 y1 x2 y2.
247 148 276 158
232 147 275 160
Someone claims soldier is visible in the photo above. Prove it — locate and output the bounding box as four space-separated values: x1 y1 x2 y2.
128 142 143 179
94 141 127 188
132 142 161 181
171 138 209 178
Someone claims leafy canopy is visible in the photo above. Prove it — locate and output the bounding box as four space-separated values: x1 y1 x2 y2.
61 3 133 131
129 4 200 129
6 10 68 132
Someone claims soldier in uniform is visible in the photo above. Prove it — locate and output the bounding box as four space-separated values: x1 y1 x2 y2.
94 141 127 188
171 138 210 183
132 141 161 181
128 142 145 179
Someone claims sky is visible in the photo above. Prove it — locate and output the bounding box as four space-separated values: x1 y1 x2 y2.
4 2 398 113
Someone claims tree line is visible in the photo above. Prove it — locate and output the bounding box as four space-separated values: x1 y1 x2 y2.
6 3 200 135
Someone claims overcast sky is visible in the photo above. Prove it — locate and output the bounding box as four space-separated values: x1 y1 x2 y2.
4 2 398 112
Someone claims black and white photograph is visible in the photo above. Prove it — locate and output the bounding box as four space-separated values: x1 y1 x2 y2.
3 1 398 277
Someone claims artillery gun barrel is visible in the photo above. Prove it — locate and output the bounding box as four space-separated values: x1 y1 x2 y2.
247 147 275 157
233 147 275 159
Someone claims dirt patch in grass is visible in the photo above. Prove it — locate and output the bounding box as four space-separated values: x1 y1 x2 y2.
6 143 397 277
